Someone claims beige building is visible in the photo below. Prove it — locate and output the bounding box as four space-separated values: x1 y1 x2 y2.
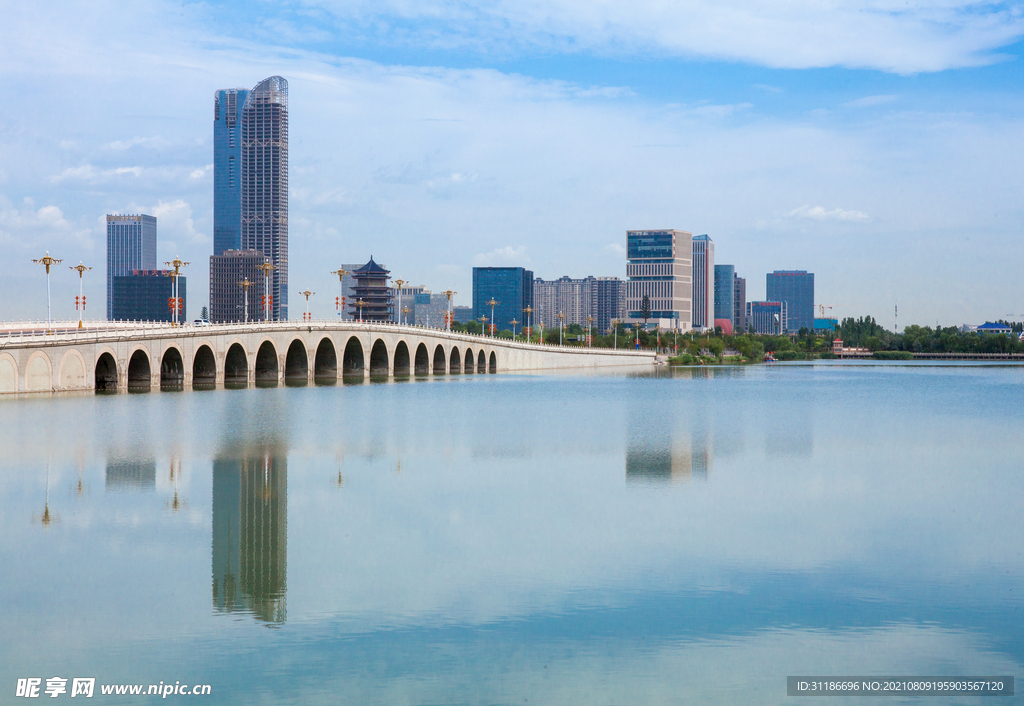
625 229 693 331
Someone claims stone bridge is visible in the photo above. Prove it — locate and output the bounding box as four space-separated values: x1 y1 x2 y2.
0 320 654 393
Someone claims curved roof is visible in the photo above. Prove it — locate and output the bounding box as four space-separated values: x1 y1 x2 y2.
353 257 389 275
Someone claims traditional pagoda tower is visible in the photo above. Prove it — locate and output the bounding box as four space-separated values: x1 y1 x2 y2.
349 258 393 322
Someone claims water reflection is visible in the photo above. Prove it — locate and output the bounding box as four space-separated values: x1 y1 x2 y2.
626 404 712 483
212 448 288 626
105 458 157 491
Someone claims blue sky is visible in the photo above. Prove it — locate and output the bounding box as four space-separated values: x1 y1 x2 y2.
1 0 1022 325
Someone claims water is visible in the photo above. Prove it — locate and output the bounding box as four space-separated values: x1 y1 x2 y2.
1 363 1021 704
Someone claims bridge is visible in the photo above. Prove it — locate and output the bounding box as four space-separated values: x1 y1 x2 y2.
0 320 655 394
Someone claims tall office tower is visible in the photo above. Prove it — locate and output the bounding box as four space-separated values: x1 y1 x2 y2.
349 258 393 321
473 267 534 334
691 235 715 330
106 214 157 320
212 450 288 625
714 264 735 325
209 249 267 323
213 87 250 256
733 274 747 333
747 300 788 335
766 270 814 333
625 229 692 331
592 277 624 333
110 270 185 322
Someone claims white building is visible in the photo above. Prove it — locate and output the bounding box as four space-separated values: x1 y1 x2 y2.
625 229 693 331
691 234 714 331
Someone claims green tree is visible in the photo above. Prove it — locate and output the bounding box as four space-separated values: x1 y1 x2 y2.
641 294 651 326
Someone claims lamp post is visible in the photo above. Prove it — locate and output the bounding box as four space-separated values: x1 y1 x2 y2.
487 298 498 338
300 289 315 322
402 306 410 326
164 256 189 326
612 319 619 349
356 299 366 323
393 278 405 325
257 261 276 321
523 305 533 342
510 318 519 340
32 251 63 332
69 262 92 329
635 322 641 349
557 312 565 346
587 315 594 347
538 322 544 345
479 316 488 336
330 268 349 319
442 290 456 331
239 278 253 323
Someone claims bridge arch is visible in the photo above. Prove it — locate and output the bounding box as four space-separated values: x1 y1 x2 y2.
0 353 17 393
314 337 337 383
192 344 217 388
394 341 411 376
25 351 52 392
224 342 249 386
433 345 446 374
477 350 486 374
255 340 279 386
369 339 389 376
449 346 461 373
414 343 430 375
160 345 184 390
489 351 497 374
342 336 364 376
95 351 118 392
58 349 87 389
464 348 475 374
127 348 152 392
285 338 308 385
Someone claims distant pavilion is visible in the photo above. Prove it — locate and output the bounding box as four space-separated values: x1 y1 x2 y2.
350 258 393 322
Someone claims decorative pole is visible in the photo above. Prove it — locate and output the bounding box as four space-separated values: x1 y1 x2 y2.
257 261 276 321
356 299 366 323
479 315 488 336
557 312 565 346
487 298 499 338
164 256 189 326
402 306 411 326
394 278 405 325
330 268 349 319
612 319 619 349
32 251 63 332
635 322 641 349
587 315 594 347
69 262 92 329
239 278 253 323
300 289 315 322
442 290 456 331
510 318 519 339
523 305 533 342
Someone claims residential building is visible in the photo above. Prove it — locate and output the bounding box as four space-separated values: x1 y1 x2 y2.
691 235 714 330
110 270 185 323
766 270 814 333
473 267 534 334
747 301 787 335
213 87 250 256
625 229 692 330
714 264 734 324
592 276 625 333
733 274 747 333
534 275 624 333
209 250 267 323
349 258 392 322
106 214 157 320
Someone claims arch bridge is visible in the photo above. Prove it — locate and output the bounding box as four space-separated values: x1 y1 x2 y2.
0 321 654 394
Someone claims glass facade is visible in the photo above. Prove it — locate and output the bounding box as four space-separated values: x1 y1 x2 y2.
747 301 787 335
691 235 714 329
733 274 747 333
714 264 734 322
209 250 267 323
106 214 157 320
766 270 814 333
213 88 249 256
472 267 534 334
110 271 184 322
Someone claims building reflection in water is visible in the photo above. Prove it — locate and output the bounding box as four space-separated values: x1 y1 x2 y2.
626 407 712 484
212 448 288 625
105 459 157 491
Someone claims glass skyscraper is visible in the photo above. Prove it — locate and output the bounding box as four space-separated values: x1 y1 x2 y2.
106 214 156 320
766 270 814 333
713 264 734 324
211 76 288 321
472 267 534 334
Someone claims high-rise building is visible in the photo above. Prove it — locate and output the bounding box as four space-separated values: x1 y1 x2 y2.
213 87 250 256
714 264 734 325
106 214 156 320
209 249 267 323
625 229 692 330
473 267 534 334
747 301 787 335
349 258 392 322
691 235 714 330
592 277 625 333
391 284 427 324
211 76 288 321
733 274 747 333
110 270 185 322
533 275 623 332
452 306 473 324
766 270 814 333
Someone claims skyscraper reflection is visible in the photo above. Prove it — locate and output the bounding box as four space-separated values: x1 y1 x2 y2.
212 448 287 625
105 459 157 491
626 407 713 483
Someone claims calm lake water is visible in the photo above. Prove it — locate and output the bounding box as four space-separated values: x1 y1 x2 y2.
1 362 1021 704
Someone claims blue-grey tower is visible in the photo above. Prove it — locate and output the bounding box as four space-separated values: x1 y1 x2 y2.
213 87 250 256
766 270 814 333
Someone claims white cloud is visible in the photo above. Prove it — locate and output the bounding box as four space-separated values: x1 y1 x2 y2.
788 205 871 222
105 136 166 151
50 165 142 183
472 246 530 266
189 165 212 179
147 199 208 246
843 94 899 108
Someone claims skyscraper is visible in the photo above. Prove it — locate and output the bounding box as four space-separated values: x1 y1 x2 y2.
714 264 734 325
747 300 788 335
625 229 692 330
209 249 267 323
533 275 623 332
211 76 288 321
110 269 185 322
106 214 156 320
733 274 747 333
766 270 814 333
691 235 714 330
472 267 534 334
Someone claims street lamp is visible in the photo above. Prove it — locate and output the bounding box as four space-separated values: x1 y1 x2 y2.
69 262 92 329
612 319 619 349
587 315 594 347
510 318 519 339
523 305 533 342
238 278 254 323
479 315 488 336
356 299 366 322
164 256 189 326
394 278 405 325
442 290 456 331
402 306 410 326
557 312 565 346
634 322 641 349
257 261 276 321
31 251 63 332
330 268 350 319
487 298 499 338
300 289 315 322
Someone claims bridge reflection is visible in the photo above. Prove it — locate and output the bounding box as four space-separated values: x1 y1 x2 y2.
212 448 288 626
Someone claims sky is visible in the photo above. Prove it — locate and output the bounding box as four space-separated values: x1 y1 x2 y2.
0 0 1022 326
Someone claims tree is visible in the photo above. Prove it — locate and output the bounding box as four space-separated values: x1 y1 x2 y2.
641 294 651 326
200 305 209 321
